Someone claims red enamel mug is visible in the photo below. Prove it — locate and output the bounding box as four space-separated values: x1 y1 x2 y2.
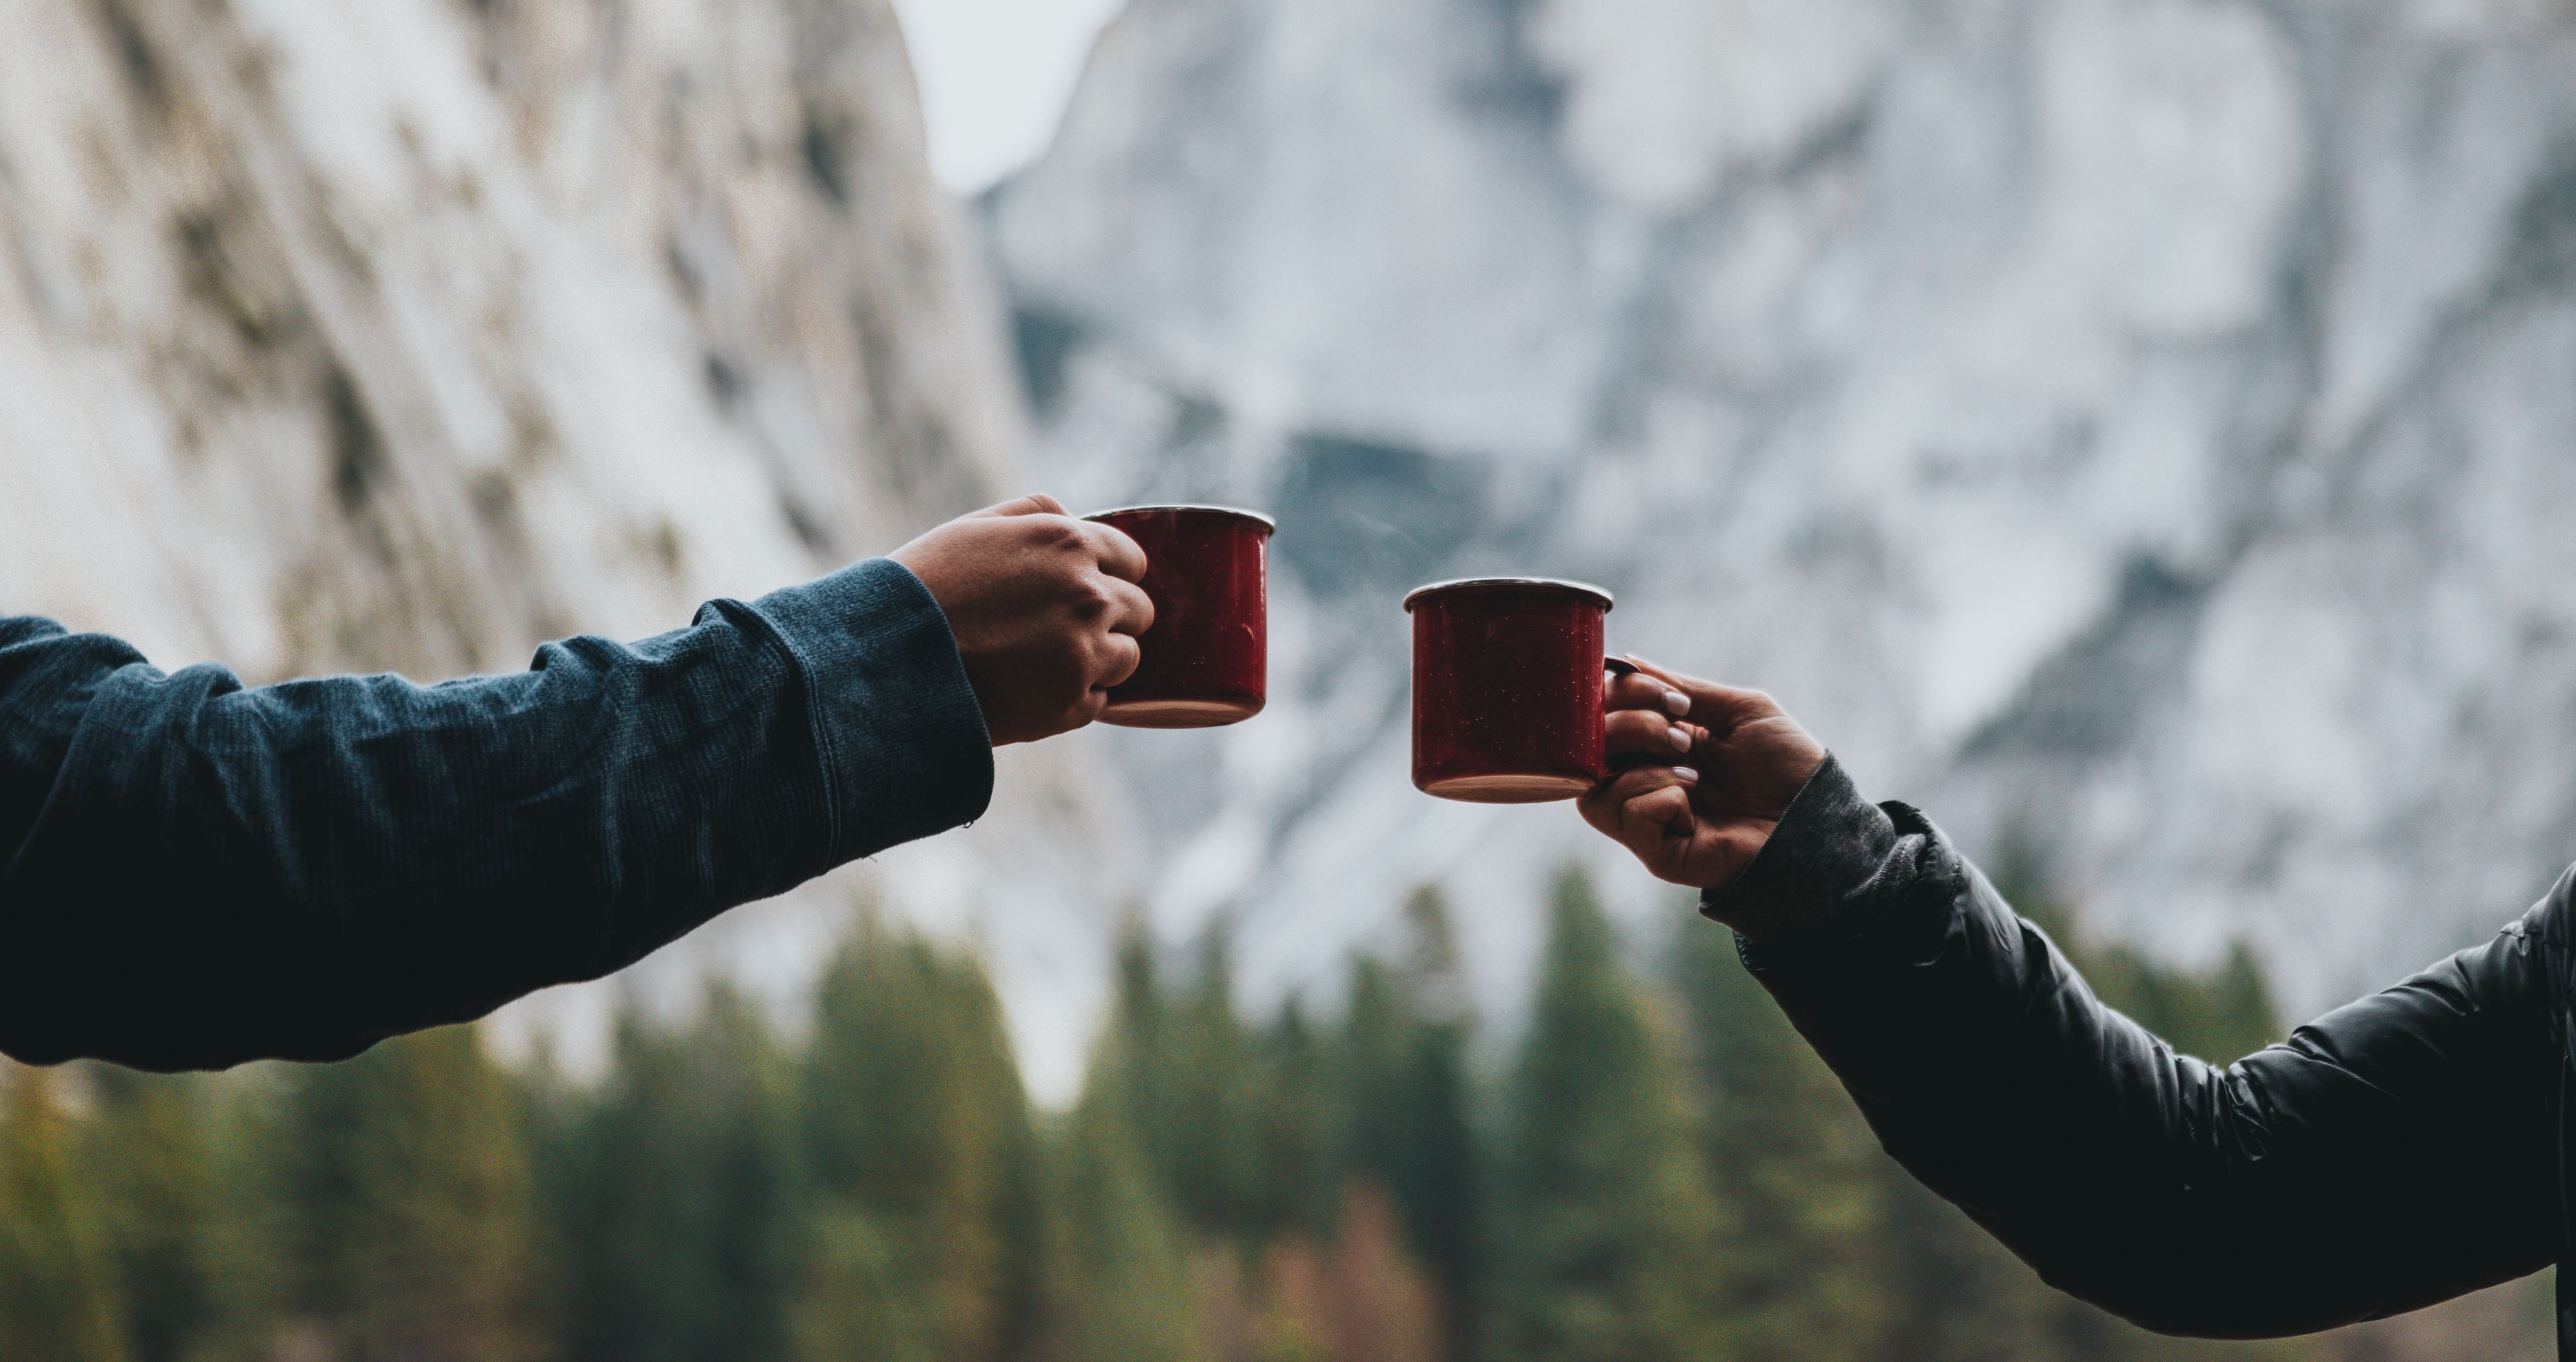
1083 505 1275 728
1405 577 1633 803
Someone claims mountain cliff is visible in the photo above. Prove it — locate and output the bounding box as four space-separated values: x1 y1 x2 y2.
0 0 1131 1088
990 0 2576 1022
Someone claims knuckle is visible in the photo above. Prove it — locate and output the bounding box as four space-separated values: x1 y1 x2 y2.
1071 578 1116 619
1020 516 1086 552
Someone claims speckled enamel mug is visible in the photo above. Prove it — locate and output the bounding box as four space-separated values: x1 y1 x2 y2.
1083 505 1274 728
1406 578 1632 803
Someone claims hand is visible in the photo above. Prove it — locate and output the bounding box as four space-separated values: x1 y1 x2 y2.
890 495 1154 745
1577 657 1825 897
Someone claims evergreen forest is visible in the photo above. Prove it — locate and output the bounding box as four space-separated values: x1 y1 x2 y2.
0 869 2548 1361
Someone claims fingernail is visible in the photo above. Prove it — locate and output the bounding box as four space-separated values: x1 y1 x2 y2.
1664 690 1690 717
1672 766 1699 784
1668 724 1691 752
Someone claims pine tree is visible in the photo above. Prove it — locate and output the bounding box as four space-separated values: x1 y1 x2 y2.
1252 1185 1447 1362
176 1064 308 1362
1249 998 1340 1248
514 1039 582 1358
1164 930 1260 1237
1091 918 1176 1176
1993 829 2285 1068
2080 936 2283 1071
79 1064 218 1362
268 1026 545 1362
1865 1166 2058 1362
1484 868 1724 1362
1050 1006 1200 1361
1675 910 1887 1362
795 920 1044 1362
1254 1231 1335 1362
791 1204 936 1362
548 988 802 1362
1342 957 1416 1210
0 1063 130 1362
1338 952 1474 1354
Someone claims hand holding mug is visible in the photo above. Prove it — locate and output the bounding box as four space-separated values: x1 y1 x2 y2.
891 494 1155 745
1577 659 1824 902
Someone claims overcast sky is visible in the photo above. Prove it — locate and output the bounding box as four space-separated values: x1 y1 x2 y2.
889 0 1128 193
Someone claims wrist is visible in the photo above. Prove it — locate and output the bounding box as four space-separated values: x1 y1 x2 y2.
1698 754 1894 941
1709 839 1824 944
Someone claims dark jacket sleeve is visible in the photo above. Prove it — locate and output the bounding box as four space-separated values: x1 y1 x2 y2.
0 558 992 1071
1718 756 2566 1337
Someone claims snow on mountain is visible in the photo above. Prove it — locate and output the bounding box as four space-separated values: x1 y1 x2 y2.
989 0 2576 1027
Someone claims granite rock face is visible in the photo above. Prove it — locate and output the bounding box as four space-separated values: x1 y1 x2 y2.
991 0 2576 1020
0 0 1131 1089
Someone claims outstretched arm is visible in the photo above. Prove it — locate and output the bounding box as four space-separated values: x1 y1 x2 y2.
1580 661 2564 1336
0 496 1151 1071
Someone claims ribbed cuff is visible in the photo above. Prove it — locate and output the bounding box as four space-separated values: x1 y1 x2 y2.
748 558 994 860
1701 753 1896 934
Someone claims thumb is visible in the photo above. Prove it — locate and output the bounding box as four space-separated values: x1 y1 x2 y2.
974 494 1070 518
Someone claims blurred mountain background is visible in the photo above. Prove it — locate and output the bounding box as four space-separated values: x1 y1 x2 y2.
4 0 2575 1353
994 0 2576 1039
12 0 2576 1088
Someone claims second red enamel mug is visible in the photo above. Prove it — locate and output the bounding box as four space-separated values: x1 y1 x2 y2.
1406 577 1625 803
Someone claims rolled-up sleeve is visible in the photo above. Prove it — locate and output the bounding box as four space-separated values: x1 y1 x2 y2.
0 557 991 1070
